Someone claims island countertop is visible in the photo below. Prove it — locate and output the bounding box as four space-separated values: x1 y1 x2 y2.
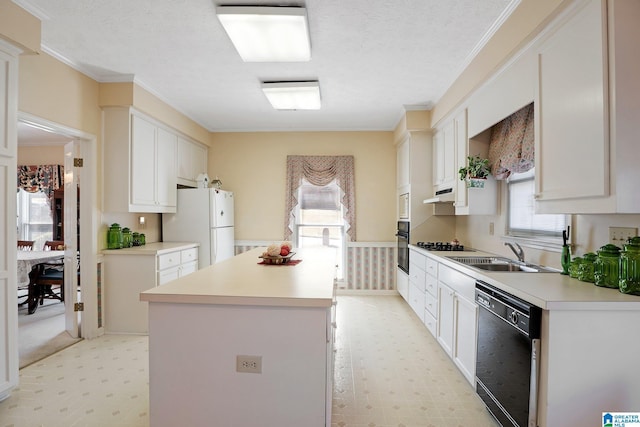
140 247 336 308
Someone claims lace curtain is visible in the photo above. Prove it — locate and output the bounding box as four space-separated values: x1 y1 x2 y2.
284 155 355 241
488 103 534 180
17 165 64 204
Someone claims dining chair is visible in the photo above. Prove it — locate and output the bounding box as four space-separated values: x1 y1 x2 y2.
43 240 65 251
17 240 34 251
27 260 64 314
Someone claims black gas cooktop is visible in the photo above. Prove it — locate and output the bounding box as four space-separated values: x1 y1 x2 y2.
416 241 469 251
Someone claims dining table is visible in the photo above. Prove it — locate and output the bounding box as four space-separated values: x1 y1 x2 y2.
17 250 65 288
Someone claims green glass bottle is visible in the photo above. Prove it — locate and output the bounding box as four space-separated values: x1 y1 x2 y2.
594 244 621 288
561 245 571 275
568 257 583 279
619 237 640 295
122 227 132 248
107 223 123 249
578 252 597 283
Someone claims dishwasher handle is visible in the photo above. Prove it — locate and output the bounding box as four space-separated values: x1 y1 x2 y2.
528 338 540 427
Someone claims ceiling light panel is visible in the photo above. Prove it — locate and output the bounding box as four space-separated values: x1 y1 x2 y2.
261 82 321 110
217 6 311 62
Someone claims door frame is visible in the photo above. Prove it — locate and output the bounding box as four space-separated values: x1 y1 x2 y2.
18 112 101 339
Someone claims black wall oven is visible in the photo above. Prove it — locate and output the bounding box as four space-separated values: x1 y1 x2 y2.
475 281 541 427
396 221 409 273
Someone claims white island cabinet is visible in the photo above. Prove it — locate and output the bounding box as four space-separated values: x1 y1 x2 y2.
103 242 198 334
140 247 337 427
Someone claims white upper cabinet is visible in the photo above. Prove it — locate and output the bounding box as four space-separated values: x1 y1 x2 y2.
534 0 640 213
433 121 455 192
177 136 208 187
396 136 410 191
396 131 433 222
104 108 178 213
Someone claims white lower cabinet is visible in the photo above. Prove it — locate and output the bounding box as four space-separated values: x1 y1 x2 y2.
408 248 427 322
437 282 455 356
404 250 478 386
452 292 478 385
104 243 199 333
397 268 409 301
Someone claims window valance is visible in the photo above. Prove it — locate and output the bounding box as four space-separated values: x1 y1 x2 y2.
284 155 355 241
17 165 64 204
488 103 534 180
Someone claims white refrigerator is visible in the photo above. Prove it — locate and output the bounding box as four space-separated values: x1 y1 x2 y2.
162 188 235 268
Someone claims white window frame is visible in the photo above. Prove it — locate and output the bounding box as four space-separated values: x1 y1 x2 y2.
16 188 54 249
505 168 570 252
293 179 347 279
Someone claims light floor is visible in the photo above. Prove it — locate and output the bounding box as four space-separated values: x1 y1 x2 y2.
0 295 498 427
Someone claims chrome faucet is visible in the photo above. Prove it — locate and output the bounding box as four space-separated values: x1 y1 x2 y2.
505 242 525 262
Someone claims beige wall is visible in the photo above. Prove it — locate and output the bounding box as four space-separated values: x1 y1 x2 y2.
210 131 396 242
17 145 65 165
0 0 40 53
432 0 567 126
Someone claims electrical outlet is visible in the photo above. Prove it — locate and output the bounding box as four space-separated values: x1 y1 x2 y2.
609 227 637 246
236 355 262 374
489 222 494 236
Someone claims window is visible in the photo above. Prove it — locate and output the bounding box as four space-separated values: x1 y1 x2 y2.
17 189 54 249
295 179 345 279
284 155 355 282
507 168 568 246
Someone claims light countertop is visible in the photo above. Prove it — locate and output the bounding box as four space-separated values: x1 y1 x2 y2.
140 247 336 308
409 244 640 310
102 242 199 256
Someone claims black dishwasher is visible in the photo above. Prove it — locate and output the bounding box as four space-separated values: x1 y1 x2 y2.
475 281 541 427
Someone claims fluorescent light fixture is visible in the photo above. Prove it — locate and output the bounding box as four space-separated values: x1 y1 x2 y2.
261 81 321 110
217 6 311 62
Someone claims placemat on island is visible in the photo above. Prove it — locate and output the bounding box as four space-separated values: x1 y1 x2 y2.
258 259 302 266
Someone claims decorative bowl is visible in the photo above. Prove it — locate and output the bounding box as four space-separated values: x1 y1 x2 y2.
259 252 295 264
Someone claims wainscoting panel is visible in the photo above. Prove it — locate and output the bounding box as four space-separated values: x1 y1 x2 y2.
234 241 396 291
346 243 396 291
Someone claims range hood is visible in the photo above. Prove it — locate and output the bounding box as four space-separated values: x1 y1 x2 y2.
423 188 455 204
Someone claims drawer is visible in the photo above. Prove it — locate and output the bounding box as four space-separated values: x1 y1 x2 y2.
425 274 438 298
409 249 427 271
438 263 475 300
180 260 198 277
426 257 438 277
409 267 426 292
181 247 198 264
158 251 181 270
158 266 180 286
424 311 437 337
425 291 438 318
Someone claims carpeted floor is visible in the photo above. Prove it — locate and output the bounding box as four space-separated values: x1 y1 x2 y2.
18 299 82 369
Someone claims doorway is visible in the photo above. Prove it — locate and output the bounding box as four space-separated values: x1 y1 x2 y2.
17 112 100 366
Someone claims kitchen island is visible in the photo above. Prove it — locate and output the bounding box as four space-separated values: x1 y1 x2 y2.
140 247 337 427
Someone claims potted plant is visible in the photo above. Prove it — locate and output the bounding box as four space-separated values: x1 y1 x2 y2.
458 156 491 188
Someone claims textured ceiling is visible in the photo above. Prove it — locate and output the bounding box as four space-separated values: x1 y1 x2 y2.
15 0 515 133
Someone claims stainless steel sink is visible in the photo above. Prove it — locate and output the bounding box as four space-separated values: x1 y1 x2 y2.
448 256 557 273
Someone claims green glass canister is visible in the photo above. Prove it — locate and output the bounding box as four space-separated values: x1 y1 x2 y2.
132 232 141 246
568 257 583 279
107 223 123 249
577 252 597 283
619 237 640 295
122 227 132 248
139 233 146 246
594 244 621 288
